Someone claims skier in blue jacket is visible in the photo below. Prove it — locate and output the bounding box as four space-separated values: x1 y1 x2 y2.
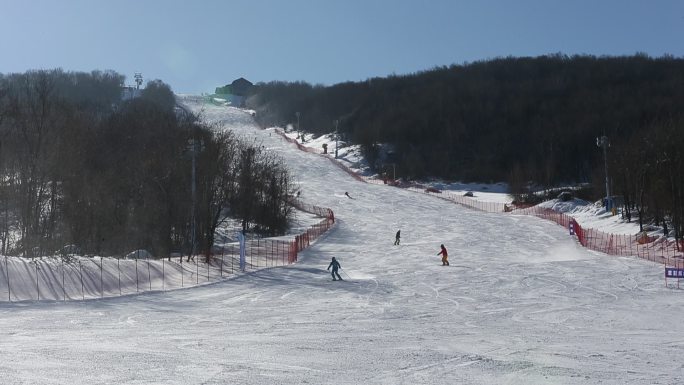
327 257 343 281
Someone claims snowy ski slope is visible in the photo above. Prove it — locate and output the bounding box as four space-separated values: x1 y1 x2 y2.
0 97 681 385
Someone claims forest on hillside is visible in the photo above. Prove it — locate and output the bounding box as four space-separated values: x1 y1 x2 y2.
246 54 684 243
0 70 293 258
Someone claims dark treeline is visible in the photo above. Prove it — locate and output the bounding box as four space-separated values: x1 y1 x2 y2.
246 54 684 243
0 69 293 258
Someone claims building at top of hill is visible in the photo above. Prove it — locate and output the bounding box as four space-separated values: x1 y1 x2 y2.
213 78 253 107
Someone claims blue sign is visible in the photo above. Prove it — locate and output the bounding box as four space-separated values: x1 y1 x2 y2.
665 268 684 278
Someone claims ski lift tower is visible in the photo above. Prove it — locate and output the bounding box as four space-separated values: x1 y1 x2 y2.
134 72 143 89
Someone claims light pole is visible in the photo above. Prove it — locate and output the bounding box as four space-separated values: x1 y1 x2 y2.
295 112 302 142
187 138 205 261
596 135 611 209
334 119 339 158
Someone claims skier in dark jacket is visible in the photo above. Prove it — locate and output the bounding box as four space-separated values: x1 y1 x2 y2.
394 230 401 245
327 257 343 281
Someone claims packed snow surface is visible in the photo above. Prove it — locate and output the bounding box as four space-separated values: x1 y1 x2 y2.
0 97 681 385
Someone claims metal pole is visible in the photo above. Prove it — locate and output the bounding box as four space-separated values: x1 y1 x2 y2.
135 258 139 292
334 119 339 158
62 258 65 301
79 260 84 300
340 268 353 282
191 139 197 267
35 259 39 300
603 139 610 200
147 258 151 291
100 257 103 298
6 256 10 302
597 136 610 206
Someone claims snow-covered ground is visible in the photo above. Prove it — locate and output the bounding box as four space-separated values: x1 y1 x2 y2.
0 98 681 385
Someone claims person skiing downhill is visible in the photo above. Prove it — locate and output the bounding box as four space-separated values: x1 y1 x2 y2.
327 257 343 281
394 230 401 245
437 244 449 266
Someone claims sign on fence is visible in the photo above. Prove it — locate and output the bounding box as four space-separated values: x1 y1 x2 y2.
665 267 684 288
569 220 575 236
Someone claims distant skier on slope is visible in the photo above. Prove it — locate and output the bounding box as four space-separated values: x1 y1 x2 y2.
327 257 343 281
437 244 449 266
344 191 352 199
394 230 401 245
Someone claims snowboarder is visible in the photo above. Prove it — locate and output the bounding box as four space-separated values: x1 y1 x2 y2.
437 244 449 266
394 230 401 245
344 191 352 199
327 257 343 281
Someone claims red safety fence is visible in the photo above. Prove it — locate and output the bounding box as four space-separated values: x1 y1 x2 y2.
274 128 320 155
406 187 507 213
274 128 366 183
0 196 335 302
214 238 300 270
514 206 684 268
286 198 336 261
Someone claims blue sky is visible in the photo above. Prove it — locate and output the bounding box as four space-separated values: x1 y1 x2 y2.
1 0 683 94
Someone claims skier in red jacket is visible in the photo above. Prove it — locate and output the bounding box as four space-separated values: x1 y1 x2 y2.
437 244 449 266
